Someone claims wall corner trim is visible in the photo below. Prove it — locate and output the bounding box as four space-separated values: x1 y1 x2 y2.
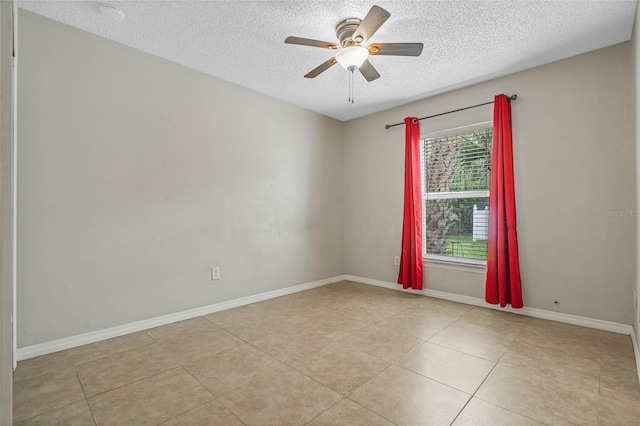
16 275 344 361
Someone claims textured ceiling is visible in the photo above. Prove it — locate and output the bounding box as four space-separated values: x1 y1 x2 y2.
20 1 637 121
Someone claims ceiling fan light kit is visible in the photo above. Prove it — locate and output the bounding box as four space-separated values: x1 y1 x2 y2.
285 5 423 103
335 46 369 69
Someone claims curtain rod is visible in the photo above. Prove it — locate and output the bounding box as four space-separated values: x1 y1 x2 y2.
384 94 518 130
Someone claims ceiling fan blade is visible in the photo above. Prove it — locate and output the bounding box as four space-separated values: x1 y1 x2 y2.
285 36 339 50
359 60 380 82
368 43 424 56
304 57 337 78
352 5 390 43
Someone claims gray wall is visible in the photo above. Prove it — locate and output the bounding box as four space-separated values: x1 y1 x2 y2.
17 11 344 347
344 43 635 325
0 1 14 423
18 9 639 351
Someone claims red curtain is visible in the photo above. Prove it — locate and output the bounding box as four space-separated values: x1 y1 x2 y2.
398 117 423 290
486 94 523 308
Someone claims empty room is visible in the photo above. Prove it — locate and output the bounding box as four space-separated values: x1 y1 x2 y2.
1 1 640 425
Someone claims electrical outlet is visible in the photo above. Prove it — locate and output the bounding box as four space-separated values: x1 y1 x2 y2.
211 266 221 281
394 256 400 266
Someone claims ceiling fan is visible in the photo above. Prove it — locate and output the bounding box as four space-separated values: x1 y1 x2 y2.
285 5 423 83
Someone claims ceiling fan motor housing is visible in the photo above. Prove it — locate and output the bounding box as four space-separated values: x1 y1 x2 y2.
336 19 362 46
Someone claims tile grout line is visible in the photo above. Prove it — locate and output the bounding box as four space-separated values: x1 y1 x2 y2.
345 397 399 426
72 340 158 369
13 339 164 424
422 310 466 342
73 342 183 399
447 347 502 425
13 366 90 425
177 320 344 425
12 363 73 385
198 310 345 388
240 327 399 425
83 365 185 401
387 339 427 363
301 397 344 426
461 321 553 426
423 339 500 363
173 365 248 426
450 319 530 425
236 357 338 424
73 367 99 426
226 310 390 398
344 364 400 425
14 338 158 385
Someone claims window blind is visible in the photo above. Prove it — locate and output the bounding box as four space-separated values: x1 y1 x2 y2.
422 127 492 262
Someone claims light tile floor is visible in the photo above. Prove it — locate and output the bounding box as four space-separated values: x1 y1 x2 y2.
13 281 640 425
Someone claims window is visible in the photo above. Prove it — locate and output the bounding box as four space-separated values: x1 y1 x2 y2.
421 125 492 265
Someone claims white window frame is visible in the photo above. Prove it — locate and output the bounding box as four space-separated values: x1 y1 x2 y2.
421 121 492 269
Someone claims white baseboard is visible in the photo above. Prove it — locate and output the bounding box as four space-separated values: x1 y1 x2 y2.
344 275 634 335
17 272 640 385
16 275 344 361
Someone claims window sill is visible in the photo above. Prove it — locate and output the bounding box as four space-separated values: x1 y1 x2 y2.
423 257 487 274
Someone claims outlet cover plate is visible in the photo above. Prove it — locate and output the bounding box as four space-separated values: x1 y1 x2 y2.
211 266 221 280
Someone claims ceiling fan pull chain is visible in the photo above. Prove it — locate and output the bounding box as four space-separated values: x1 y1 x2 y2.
348 65 355 103
348 66 352 103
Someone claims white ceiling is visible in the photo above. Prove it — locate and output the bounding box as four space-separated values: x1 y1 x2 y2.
20 1 637 121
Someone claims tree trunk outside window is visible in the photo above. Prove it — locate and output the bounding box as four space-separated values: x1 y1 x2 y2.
425 136 458 255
